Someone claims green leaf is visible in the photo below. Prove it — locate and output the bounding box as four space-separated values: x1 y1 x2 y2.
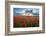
26 21 31 27
16 21 22 27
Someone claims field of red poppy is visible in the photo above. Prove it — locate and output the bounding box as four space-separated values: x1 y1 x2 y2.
13 16 39 28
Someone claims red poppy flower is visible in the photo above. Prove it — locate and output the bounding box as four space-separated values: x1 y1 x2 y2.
21 20 26 27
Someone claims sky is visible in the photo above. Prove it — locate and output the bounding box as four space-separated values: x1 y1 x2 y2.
13 8 39 16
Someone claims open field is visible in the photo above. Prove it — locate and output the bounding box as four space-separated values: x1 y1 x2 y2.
13 16 39 28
